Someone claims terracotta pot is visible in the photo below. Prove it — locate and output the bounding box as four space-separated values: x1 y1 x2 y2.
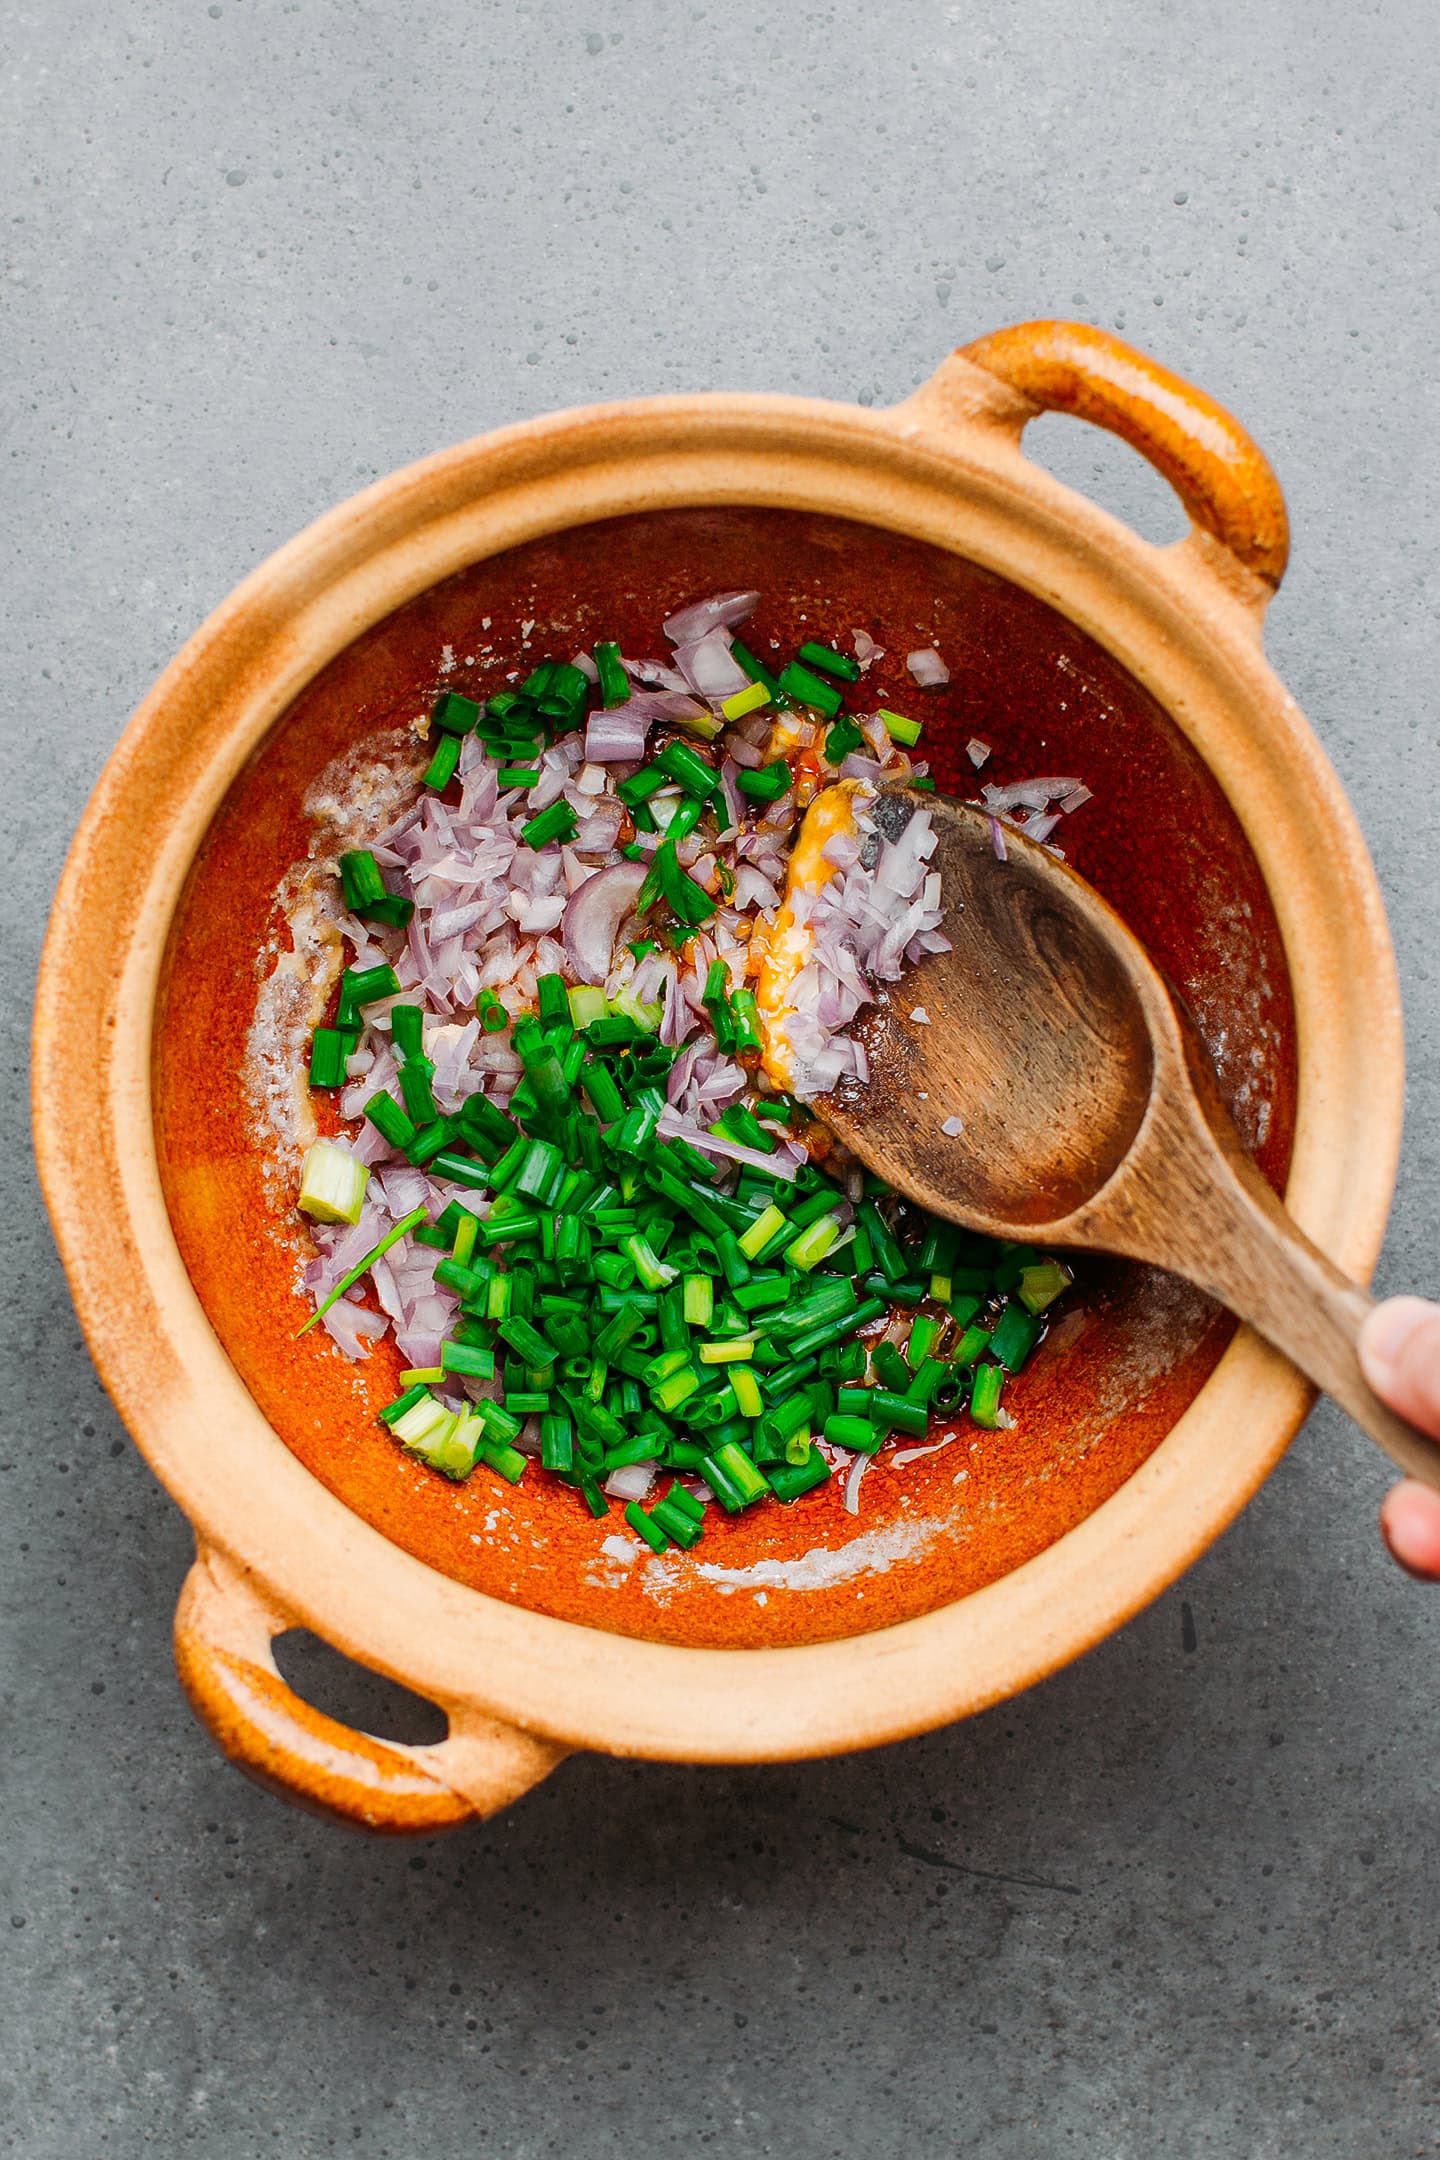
34 322 1401 1831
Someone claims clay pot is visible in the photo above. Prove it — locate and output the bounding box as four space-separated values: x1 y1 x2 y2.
33 323 1401 1829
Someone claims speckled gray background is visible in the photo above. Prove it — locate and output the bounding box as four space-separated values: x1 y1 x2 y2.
4 1 1438 2154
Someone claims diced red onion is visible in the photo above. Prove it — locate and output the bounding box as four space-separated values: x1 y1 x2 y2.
585 707 652 763
891 1437 953 1467
516 894 567 935
573 804 624 853
982 777 1084 814
731 864 781 912
941 1115 964 1137
605 1462 657 1501
320 1299 389 1360
966 738 991 768
906 648 950 687
561 860 649 985
623 657 691 693
674 627 751 699
662 590 760 645
656 1105 799 1180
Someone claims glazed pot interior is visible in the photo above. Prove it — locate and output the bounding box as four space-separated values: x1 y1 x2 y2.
153 507 1297 1651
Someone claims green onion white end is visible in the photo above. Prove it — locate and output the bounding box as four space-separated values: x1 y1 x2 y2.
297 1139 370 1225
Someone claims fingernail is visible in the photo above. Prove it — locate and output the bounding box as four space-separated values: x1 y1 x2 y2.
1360 1296 1433 1377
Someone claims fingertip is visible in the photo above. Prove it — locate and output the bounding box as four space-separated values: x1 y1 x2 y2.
1359 1297 1440 1429
1379 1480 1440 1582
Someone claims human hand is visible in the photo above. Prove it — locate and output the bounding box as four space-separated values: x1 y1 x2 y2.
1358 1297 1440 1579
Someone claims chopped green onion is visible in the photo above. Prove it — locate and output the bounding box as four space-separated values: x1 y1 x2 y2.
729 638 787 706
729 1365 763 1418
733 1272 789 1314
337 963 401 1024
825 1411 883 1454
878 708 922 748
729 989 762 1054
662 1481 706 1525
593 641 631 708
797 640 861 683
907 1314 941 1366
625 1502 669 1555
654 740 719 801
786 1212 844 1271
623 1233 677 1291
869 1389 928 1437
1018 1260 1072 1313
498 1314 557 1369
297 1139 369 1227
567 985 609 1032
521 800 579 850
776 660 843 717
736 761 791 803
338 849 386 909
987 1303 1041 1372
708 1441 770 1507
767 1447 832 1502
442 1340 495 1379
540 1413 575 1474
825 717 865 762
432 690 481 736
682 1273 714 1328
379 1383 431 1427
650 1365 700 1413
390 1393 454 1451
423 732 461 790
870 1339 912 1393
969 1362 1006 1429
390 1004 425 1061
478 1438 528 1484
721 680 771 721
308 1026 356 1089
738 1203 788 1260
904 1357 948 1408
650 1497 703 1549
398 1056 438 1127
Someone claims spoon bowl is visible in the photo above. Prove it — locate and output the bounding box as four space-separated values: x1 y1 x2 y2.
836 793 1156 1230
824 788 1440 1490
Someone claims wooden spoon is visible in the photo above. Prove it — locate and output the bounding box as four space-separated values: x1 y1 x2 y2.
820 789 1440 1490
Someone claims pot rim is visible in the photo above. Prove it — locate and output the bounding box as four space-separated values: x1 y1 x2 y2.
33 348 1403 1767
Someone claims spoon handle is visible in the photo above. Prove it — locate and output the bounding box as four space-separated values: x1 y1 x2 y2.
1139 1107 1440 1490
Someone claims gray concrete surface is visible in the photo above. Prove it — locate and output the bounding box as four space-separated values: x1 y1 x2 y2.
4 1 1438 2153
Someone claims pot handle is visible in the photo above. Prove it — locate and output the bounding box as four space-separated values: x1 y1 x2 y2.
944 319 1290 590
173 1544 567 1833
